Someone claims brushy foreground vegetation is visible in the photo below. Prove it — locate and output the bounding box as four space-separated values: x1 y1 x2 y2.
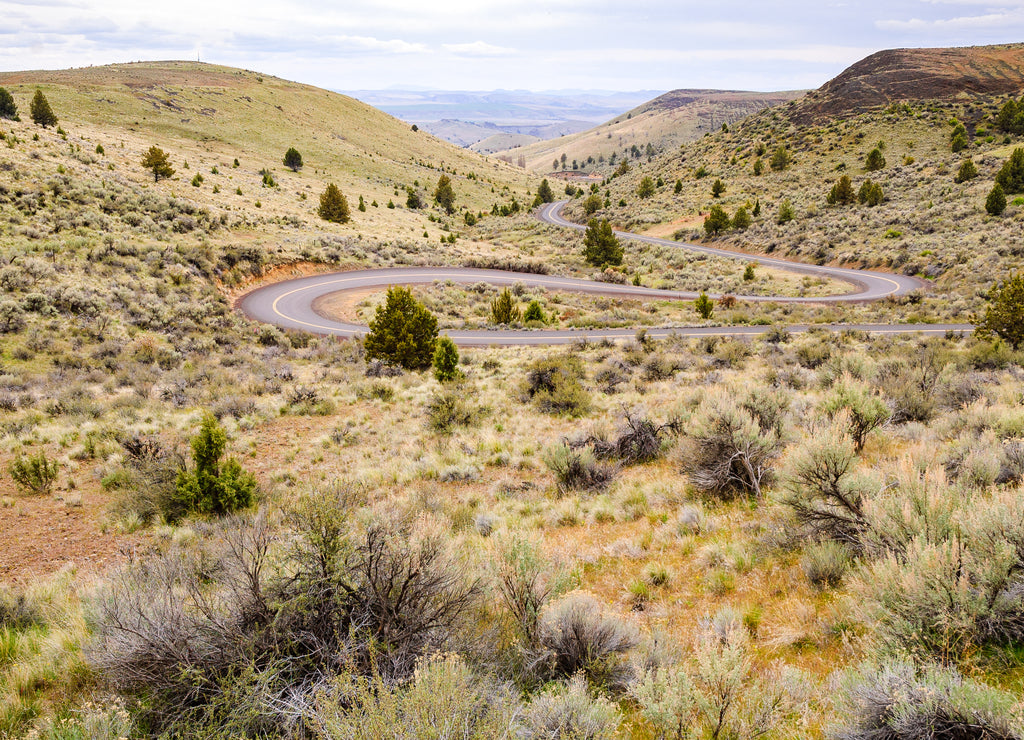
1 63 1024 740
5 318 1024 737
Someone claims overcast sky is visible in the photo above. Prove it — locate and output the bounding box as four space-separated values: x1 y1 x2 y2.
3 0 1024 92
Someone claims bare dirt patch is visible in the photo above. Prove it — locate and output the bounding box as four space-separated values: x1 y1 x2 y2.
0 469 136 585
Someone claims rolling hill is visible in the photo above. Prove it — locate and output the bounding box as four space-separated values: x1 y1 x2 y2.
493 88 805 173
0 61 535 240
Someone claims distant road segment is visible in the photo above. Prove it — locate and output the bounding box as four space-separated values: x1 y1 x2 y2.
537 201 927 302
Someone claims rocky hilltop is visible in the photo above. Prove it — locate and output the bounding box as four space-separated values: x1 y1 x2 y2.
793 43 1024 122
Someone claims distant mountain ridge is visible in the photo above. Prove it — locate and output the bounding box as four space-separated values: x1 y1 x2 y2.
792 43 1024 123
343 89 662 147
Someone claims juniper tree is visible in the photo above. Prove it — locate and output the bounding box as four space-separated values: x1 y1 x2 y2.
583 219 623 267
857 179 884 207
954 159 978 184
534 178 554 205
29 89 56 128
704 205 730 236
0 87 17 120
827 175 855 206
364 286 438 370
694 292 714 319
490 287 522 325
432 336 461 382
283 147 303 171
865 147 886 171
977 271 1024 348
995 148 1024 193
986 182 1007 216
731 206 750 230
434 174 456 214
318 183 351 223
173 414 257 519
141 146 175 182
769 146 789 171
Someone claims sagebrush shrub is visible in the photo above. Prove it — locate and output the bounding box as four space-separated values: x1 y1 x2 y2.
835 661 1023 739
820 375 890 450
8 450 59 495
534 592 638 692
801 540 853 590
305 655 520 740
782 417 873 546
855 465 1024 664
520 674 619 740
425 388 476 433
631 623 804 740
521 355 591 417
543 444 616 493
90 504 483 734
680 391 782 497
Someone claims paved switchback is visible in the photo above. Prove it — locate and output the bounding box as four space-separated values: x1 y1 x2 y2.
238 202 970 346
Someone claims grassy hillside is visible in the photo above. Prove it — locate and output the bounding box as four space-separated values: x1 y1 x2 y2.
495 89 804 173
557 87 1024 319
0 61 536 240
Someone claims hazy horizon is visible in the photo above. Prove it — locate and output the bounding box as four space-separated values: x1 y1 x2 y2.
3 1 1024 93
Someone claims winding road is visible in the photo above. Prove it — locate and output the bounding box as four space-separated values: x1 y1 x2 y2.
238 201 971 346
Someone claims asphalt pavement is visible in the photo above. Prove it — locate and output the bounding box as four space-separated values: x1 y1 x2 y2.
237 202 970 345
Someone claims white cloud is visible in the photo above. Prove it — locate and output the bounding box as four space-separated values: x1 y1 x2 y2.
442 41 514 57
876 10 1024 31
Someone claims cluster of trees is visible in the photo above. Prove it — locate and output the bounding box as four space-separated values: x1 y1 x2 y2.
135 140 467 228
0 88 58 126
987 147 1024 216
827 175 883 207
704 204 751 235
996 97 1024 135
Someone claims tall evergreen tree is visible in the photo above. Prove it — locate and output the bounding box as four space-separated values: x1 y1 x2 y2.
0 87 17 120
582 219 623 267
434 174 456 214
986 182 1007 216
29 89 56 128
977 271 1024 348
318 183 350 223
